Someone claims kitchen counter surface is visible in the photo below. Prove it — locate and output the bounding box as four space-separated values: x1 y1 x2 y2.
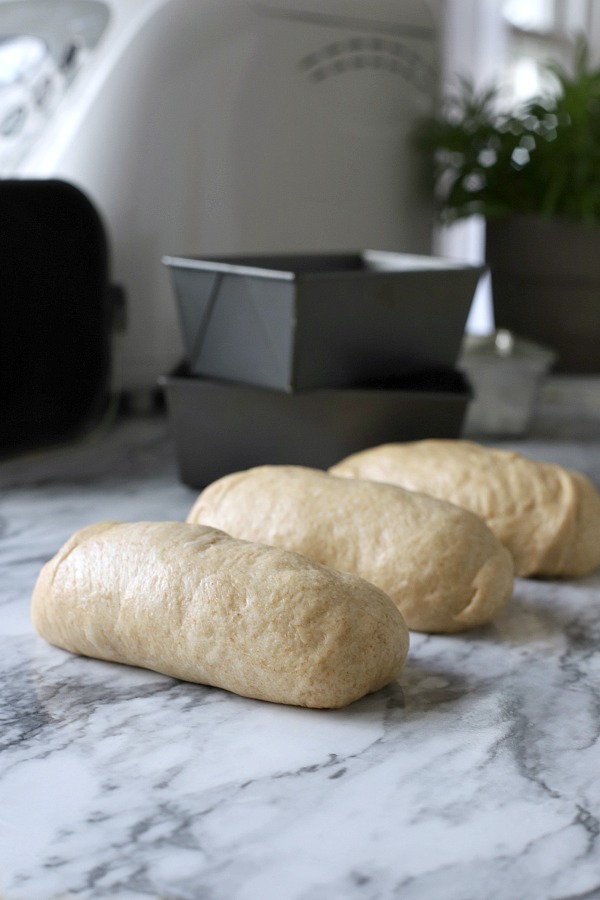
1 379 600 900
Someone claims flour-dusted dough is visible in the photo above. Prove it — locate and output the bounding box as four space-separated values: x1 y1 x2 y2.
31 521 408 709
330 440 600 578
187 466 514 633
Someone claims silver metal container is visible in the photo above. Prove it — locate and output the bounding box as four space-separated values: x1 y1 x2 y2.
458 330 557 436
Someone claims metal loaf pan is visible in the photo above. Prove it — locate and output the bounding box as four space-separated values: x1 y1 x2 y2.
163 251 484 392
161 367 471 488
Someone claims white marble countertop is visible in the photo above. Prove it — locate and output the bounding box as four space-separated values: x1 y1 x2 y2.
1 380 600 900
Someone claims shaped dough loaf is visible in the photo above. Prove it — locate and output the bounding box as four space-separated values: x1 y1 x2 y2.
187 466 514 633
330 440 600 578
31 521 408 709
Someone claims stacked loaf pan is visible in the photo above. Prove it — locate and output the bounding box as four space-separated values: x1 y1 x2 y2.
161 251 482 488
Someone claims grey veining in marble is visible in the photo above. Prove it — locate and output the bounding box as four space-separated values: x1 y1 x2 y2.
1 381 600 900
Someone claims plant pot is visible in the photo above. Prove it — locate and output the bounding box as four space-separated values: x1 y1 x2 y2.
486 215 600 373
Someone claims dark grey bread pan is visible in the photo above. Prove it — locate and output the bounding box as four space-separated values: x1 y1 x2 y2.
160 367 471 489
163 251 484 392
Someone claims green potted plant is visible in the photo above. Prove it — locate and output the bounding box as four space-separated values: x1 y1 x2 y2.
418 37 600 372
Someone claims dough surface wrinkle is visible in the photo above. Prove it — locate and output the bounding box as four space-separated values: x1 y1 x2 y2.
187 465 513 633
31 520 408 709
329 439 600 578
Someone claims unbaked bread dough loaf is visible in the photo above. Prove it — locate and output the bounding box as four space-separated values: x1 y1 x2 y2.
187 466 514 633
329 440 600 578
31 521 408 709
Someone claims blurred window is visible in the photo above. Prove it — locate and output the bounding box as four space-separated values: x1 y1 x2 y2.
502 0 599 101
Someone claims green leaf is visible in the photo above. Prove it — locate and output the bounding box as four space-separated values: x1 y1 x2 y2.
415 35 600 224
